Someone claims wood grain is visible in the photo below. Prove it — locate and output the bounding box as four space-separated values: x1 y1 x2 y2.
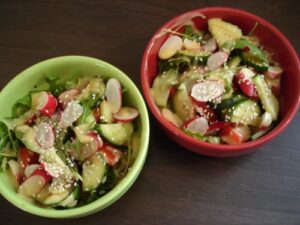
0 0 299 224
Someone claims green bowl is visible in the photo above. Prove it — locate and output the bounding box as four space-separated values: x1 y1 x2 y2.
0 56 149 218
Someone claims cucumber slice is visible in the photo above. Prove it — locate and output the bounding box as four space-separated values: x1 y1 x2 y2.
150 70 178 107
172 88 195 122
82 152 107 192
251 125 274 140
228 100 261 126
96 122 134 146
217 95 247 111
204 136 221 144
100 100 113 123
76 78 105 101
208 18 242 47
15 125 43 154
227 56 241 69
58 185 80 208
253 75 279 121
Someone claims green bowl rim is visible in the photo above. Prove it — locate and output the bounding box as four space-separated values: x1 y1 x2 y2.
0 55 150 218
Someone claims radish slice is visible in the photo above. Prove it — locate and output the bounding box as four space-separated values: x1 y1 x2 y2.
8 160 22 183
24 164 41 178
220 124 250 144
207 51 229 71
183 38 201 51
265 66 283 79
191 80 225 102
31 167 51 183
113 107 139 122
58 89 80 108
80 132 103 159
99 144 122 166
192 100 218 123
259 112 272 130
35 122 55 149
183 117 209 135
18 175 47 197
158 35 183 59
105 78 122 113
32 91 58 117
60 101 83 127
203 38 217 52
234 69 257 98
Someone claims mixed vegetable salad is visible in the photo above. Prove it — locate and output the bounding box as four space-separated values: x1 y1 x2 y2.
0 74 140 208
151 17 282 144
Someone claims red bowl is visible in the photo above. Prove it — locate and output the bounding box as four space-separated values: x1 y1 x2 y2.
141 7 300 157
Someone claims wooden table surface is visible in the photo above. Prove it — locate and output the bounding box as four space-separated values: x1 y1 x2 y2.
0 0 299 224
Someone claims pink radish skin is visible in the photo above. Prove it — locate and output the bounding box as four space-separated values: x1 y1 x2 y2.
105 78 122 113
35 122 55 149
265 66 283 79
191 80 225 102
113 107 139 122
207 51 229 71
203 38 217 52
183 117 209 135
35 92 58 117
58 89 80 108
24 164 41 178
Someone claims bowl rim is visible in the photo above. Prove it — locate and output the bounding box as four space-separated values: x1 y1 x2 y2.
141 7 300 154
0 55 150 218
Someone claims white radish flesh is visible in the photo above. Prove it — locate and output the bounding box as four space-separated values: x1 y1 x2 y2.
18 175 46 197
80 134 101 159
162 108 183 128
35 122 55 149
105 78 122 113
58 89 80 108
60 101 83 127
239 68 255 80
203 38 217 52
184 117 209 135
32 91 58 117
24 164 41 178
191 80 225 102
183 38 201 51
233 124 251 142
259 112 273 130
265 66 283 79
113 107 139 122
158 35 183 59
207 51 229 71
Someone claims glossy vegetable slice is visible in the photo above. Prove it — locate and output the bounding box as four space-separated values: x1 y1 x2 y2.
105 78 122 113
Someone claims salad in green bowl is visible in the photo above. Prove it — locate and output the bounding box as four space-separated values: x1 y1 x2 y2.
151 18 282 144
0 73 140 208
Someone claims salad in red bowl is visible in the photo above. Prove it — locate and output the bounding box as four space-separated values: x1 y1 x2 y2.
141 7 300 156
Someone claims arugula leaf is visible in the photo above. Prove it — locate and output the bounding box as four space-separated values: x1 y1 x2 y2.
183 25 203 42
11 94 31 118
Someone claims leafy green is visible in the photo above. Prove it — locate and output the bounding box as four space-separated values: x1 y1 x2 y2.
46 73 81 97
183 25 203 42
11 94 31 118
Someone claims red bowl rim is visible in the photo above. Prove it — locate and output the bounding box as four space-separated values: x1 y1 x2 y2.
141 7 300 154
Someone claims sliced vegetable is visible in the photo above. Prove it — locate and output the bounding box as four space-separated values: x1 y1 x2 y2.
183 117 209 135
259 112 272 130
34 122 55 149
105 78 122 113
58 89 80 108
161 108 183 128
60 101 83 127
99 144 122 166
207 51 229 71
208 18 242 47
99 100 114 123
183 38 201 51
151 70 178 107
8 159 22 184
18 147 39 169
158 35 183 59
113 107 139 122
191 80 225 102
82 152 107 192
203 38 217 52
253 75 279 120
31 91 58 117
265 66 283 79
173 88 195 121
24 164 40 178
220 124 250 144
96 122 134 146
